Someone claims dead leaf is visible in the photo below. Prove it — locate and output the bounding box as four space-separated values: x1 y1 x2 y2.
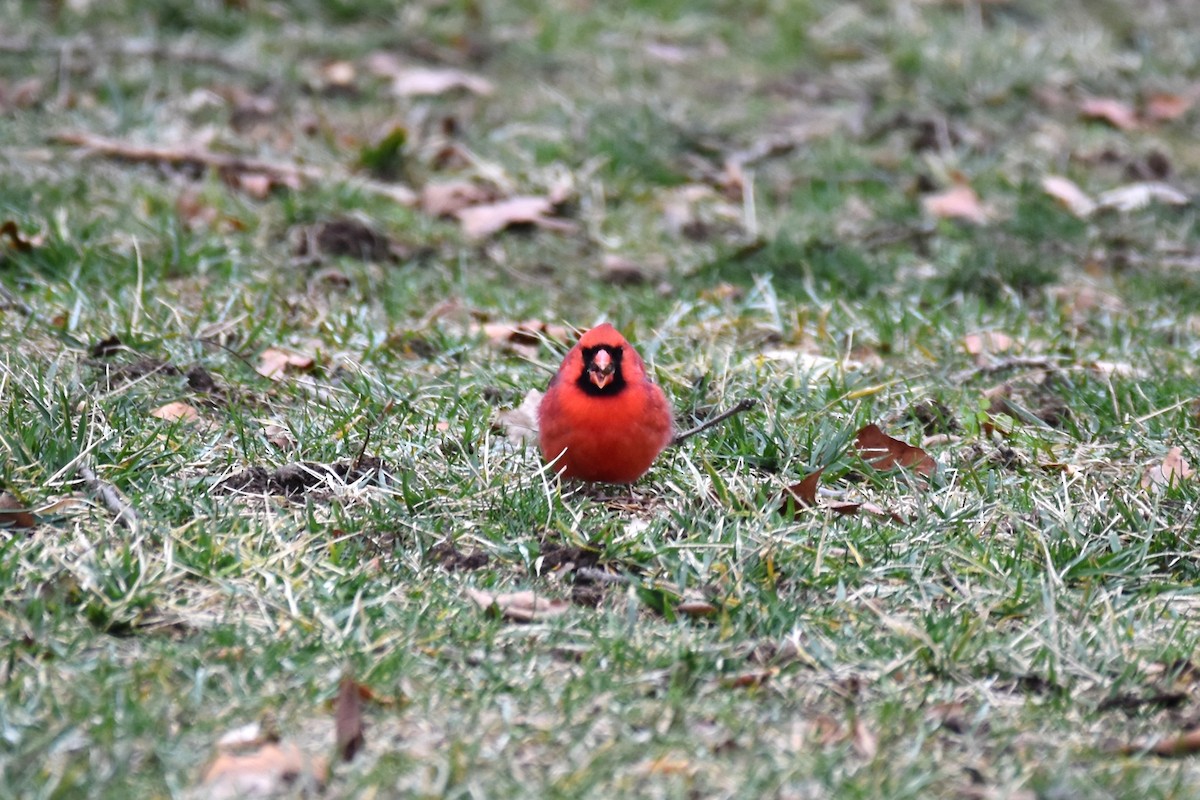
200 742 327 799
467 588 570 622
455 196 577 240
963 331 1016 357
922 183 989 224
420 180 496 218
0 220 45 252
1041 175 1096 218
1144 92 1194 123
781 468 823 513
0 491 36 529
376 59 493 97
1096 182 1189 213
675 599 719 617
851 717 878 759
1080 97 1139 131
827 500 910 524
854 424 937 476
496 388 542 446
1141 447 1194 491
477 319 570 358
150 401 200 424
1119 728 1200 757
599 254 649 285
256 348 315 380
334 675 365 763
722 668 777 689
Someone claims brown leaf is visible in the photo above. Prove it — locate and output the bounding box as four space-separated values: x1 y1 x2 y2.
200 742 327 798
722 668 777 689
854 424 937 476
1144 92 1194 123
150 401 200 424
963 331 1016 357
1120 728 1200 757
496 388 542 446
367 53 494 97
781 468 823 513
256 348 315 380
1080 97 1139 130
477 319 570 357
1141 447 1194 491
827 500 910 525
420 181 496 218
334 675 365 763
851 717 878 759
1096 182 1189 213
599 254 649 285
455 196 577 240
675 599 719 618
467 588 570 622
0 492 36 530
922 183 989 224
0 220 45 252
1041 175 1096 218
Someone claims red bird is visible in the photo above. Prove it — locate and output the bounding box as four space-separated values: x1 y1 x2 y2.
538 323 674 483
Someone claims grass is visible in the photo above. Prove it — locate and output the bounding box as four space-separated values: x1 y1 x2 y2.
2 0 1200 797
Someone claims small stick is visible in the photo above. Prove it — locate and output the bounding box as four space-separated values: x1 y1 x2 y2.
574 567 631 586
672 398 757 446
77 464 140 530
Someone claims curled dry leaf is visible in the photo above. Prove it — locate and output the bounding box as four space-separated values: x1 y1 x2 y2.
478 318 571 357
781 468 823 512
922 183 989 224
1079 97 1139 131
1144 91 1195 123
150 401 201 424
256 347 315 380
600 254 649 285
200 742 327 799
1096 182 1189 213
0 220 46 252
722 668 778 689
455 195 578 240
1141 447 1194 491
963 331 1016 357
390 67 493 97
675 598 719 618
855 423 937 476
1119 728 1200 758
0 491 36 529
420 180 497 218
1041 175 1096 218
496 388 542 446
334 675 365 763
467 588 569 622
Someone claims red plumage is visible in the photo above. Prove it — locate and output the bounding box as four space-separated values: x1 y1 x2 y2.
537 323 673 483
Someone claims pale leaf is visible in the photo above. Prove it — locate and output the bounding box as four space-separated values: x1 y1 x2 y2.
1041 175 1096 218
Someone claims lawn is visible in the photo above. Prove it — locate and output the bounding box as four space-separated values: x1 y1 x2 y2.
2 0 1200 797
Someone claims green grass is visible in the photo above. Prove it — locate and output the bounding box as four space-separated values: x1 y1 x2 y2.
2 0 1200 797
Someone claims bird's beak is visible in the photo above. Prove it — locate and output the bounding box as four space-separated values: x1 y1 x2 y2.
588 350 615 389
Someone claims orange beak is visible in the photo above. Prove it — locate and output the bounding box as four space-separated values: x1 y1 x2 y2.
588 349 615 389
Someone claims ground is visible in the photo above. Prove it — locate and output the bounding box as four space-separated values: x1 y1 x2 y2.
2 0 1200 797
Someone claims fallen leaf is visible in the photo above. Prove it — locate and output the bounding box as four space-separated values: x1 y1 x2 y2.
722 668 777 689
851 717 878 759
150 401 200 424
334 675 365 763
256 348 315 380
467 588 570 622
0 220 45 252
1144 92 1194 123
599 254 649 285
477 319 571 357
675 599 719 617
827 500 910 524
922 183 989 224
1141 447 1194 491
200 742 327 799
1041 175 1097 218
1096 182 1189 213
385 64 493 97
0 491 36 529
455 196 577 240
1080 97 1139 131
496 388 542 446
1119 728 1200 757
420 180 496 218
963 331 1016 357
781 468 823 513
854 424 937 476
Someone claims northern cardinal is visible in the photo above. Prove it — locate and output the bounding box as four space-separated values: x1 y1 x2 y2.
538 323 673 483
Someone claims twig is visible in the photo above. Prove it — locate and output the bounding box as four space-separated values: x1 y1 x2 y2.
77 464 140 530
947 356 1063 385
672 398 757 446
51 132 417 205
574 567 632 586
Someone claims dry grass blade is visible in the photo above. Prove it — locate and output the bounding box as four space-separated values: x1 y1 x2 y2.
77 464 139 530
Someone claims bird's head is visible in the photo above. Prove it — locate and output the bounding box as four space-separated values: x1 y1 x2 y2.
572 323 637 397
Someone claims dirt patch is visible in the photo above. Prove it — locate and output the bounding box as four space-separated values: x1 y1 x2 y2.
218 457 387 498
428 540 491 571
